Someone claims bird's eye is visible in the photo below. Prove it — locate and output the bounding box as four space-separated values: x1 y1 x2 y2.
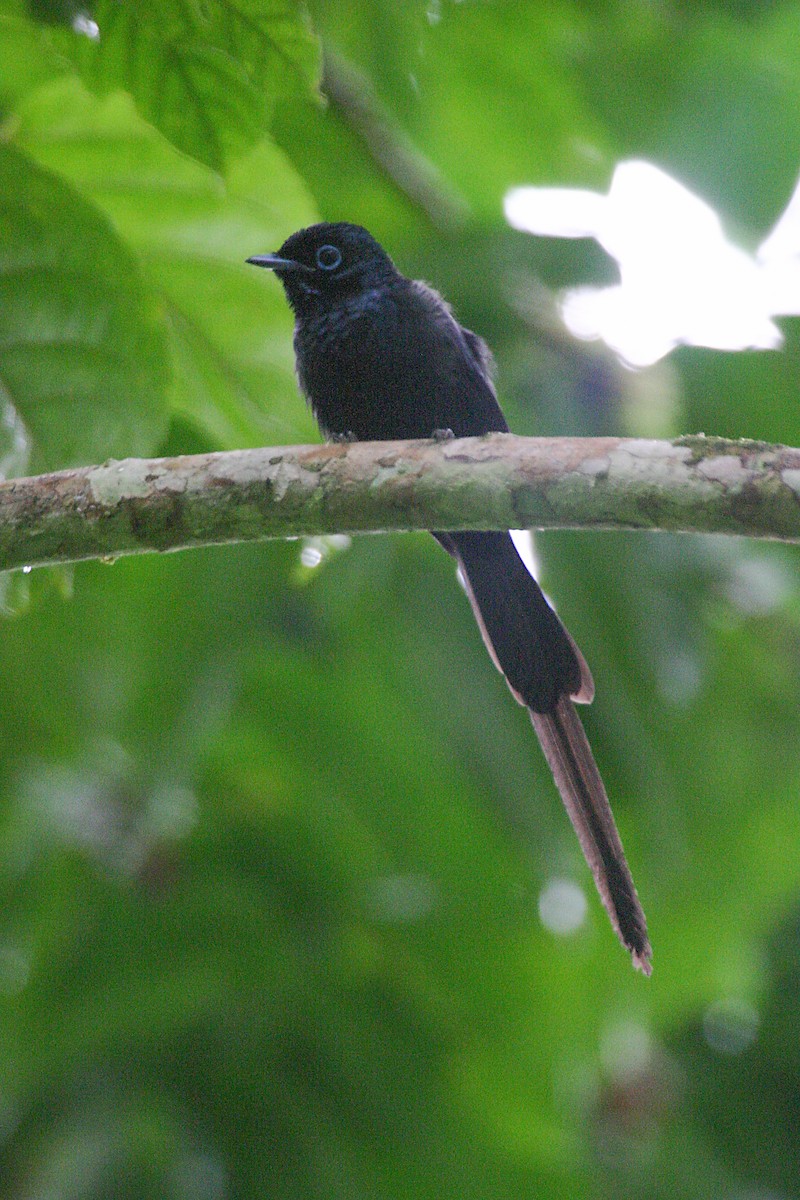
315 244 342 271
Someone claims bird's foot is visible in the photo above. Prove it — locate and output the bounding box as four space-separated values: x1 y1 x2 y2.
431 427 455 442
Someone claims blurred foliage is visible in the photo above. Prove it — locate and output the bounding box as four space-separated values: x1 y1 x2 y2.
2 1 800 1197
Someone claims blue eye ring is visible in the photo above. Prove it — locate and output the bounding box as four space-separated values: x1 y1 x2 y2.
315 244 342 271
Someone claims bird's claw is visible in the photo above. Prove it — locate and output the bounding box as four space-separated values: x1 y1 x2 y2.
432 427 455 442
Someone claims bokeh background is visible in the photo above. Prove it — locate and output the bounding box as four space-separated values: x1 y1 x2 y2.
3 2 800 1196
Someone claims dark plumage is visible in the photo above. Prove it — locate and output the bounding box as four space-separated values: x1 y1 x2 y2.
248 222 651 973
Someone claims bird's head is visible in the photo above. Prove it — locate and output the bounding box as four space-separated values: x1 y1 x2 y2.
247 222 398 313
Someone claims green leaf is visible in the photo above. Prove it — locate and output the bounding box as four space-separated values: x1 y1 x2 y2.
0 142 169 469
55 0 321 170
0 11 69 108
12 78 319 449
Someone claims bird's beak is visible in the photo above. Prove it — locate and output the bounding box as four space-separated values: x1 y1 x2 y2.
246 254 310 273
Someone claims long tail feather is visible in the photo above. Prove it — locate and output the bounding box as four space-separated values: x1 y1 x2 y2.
531 698 651 973
437 529 651 972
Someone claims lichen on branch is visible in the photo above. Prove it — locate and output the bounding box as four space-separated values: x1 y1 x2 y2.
2 433 800 574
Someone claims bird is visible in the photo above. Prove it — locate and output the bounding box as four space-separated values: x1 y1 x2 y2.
247 222 651 974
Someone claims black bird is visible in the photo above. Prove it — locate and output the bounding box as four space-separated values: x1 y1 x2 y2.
248 222 651 973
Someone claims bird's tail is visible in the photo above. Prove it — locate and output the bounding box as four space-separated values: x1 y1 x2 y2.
436 529 651 974
531 699 651 973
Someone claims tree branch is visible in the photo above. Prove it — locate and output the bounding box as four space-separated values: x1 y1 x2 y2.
2 433 800 573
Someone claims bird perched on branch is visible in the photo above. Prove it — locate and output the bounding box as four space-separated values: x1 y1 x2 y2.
248 222 651 973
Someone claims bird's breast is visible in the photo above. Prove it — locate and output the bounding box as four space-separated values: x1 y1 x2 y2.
293 283 503 442
295 290 441 440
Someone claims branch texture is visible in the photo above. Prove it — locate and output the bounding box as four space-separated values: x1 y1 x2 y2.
2 434 800 573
